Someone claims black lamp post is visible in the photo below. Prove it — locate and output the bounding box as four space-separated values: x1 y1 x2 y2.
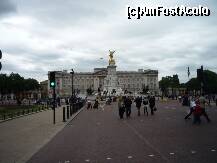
70 69 74 99
70 69 74 114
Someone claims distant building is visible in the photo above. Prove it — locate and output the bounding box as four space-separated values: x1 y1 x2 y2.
48 68 159 97
40 80 48 98
48 53 159 97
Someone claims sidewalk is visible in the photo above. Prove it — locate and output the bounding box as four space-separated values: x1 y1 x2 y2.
0 105 83 163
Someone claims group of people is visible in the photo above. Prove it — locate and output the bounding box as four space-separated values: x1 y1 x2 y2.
184 93 211 124
117 95 156 119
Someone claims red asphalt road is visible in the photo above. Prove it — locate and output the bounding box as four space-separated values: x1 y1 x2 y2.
27 101 217 163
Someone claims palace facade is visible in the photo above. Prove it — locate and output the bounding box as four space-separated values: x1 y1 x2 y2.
48 68 159 97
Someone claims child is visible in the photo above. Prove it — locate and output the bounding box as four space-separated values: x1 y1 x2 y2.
87 100 92 110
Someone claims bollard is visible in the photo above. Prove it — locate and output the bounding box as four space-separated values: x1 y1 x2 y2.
32 108 33 112
3 114 6 120
70 105 72 116
67 105 70 119
23 110 25 115
63 106 66 122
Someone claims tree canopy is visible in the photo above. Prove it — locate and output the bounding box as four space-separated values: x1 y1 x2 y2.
159 74 180 95
186 70 217 94
159 70 217 94
0 73 39 95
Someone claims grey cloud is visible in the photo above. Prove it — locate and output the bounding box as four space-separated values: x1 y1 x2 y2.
0 0 16 16
0 0 217 83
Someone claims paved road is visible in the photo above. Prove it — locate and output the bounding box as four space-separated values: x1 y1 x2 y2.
0 105 81 163
27 100 217 163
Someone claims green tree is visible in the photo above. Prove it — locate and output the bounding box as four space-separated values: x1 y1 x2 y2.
0 73 39 96
185 78 200 91
159 74 180 95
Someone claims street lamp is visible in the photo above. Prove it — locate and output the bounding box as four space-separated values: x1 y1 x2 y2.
70 69 74 114
70 69 74 99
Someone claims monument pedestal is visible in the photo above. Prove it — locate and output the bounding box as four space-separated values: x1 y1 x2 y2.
104 65 118 94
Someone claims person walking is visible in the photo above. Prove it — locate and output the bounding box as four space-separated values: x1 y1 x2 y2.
143 96 149 116
124 96 132 118
193 99 202 124
118 96 125 119
134 96 142 116
149 95 155 115
87 100 92 110
199 93 211 122
93 99 99 109
184 96 196 120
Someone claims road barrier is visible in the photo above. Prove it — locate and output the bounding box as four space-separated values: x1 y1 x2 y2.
62 100 86 123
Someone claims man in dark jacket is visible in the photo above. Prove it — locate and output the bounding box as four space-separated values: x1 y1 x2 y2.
149 95 155 115
124 96 132 118
134 96 142 116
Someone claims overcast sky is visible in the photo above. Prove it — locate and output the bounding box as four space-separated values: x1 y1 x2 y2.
0 0 216 83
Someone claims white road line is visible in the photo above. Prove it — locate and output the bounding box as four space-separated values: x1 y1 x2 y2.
106 157 112 160
191 150 196 154
85 159 90 162
211 149 216 152
148 154 155 157
128 156 133 159
169 152 175 155
124 122 170 163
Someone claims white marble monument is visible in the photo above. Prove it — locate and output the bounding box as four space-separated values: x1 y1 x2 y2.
104 50 121 94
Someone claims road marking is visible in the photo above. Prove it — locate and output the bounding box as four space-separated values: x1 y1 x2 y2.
148 154 155 157
128 156 133 159
85 159 90 162
64 161 70 163
191 150 196 154
124 122 170 163
169 152 175 155
211 149 216 152
106 157 112 160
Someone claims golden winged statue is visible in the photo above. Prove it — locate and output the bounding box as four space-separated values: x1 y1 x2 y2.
109 50 116 65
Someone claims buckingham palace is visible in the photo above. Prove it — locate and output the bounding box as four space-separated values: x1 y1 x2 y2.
48 51 159 97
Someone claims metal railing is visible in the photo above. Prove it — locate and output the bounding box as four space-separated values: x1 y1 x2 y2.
62 100 85 122
0 104 50 121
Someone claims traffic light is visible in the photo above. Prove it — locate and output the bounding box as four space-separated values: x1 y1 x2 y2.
0 50 2 71
197 66 204 82
49 71 56 88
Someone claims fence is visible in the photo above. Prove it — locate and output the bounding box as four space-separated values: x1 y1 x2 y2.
62 100 85 122
0 104 50 121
